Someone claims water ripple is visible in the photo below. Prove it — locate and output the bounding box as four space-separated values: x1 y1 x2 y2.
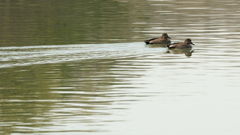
0 43 169 68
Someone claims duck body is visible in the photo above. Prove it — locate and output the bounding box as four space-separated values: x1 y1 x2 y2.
144 33 171 44
167 38 195 49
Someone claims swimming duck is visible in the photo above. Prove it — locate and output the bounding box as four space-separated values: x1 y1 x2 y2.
144 33 171 44
167 38 195 49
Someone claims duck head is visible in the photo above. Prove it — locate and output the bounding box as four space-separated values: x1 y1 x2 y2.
184 38 195 45
162 33 171 39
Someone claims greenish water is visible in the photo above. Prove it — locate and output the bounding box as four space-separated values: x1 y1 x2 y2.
1 0 240 135
0 0 146 46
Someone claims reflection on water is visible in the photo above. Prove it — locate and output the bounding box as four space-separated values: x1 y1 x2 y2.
1 0 240 135
0 53 154 134
145 44 168 48
167 48 195 58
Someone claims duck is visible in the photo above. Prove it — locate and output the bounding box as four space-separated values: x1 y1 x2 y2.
167 38 195 49
144 33 171 44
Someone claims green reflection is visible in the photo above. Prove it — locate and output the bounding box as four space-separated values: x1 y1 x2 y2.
1 0 239 47
0 65 58 134
0 57 147 134
0 0 150 47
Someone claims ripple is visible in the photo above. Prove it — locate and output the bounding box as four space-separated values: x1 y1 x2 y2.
0 43 167 68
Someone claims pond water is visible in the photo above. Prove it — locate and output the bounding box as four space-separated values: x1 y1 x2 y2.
1 0 240 135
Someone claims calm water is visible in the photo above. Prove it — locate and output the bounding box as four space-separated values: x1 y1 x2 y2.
1 0 240 135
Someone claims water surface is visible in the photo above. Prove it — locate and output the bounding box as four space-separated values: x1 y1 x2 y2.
1 0 240 135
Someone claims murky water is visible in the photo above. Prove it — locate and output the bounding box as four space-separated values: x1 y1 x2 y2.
1 0 240 135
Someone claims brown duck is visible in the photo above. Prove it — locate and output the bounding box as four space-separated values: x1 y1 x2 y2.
167 38 195 49
144 33 171 44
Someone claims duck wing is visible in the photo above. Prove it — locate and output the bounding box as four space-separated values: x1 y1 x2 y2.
144 38 158 44
167 43 179 49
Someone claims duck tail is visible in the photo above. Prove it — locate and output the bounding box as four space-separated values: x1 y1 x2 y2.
144 40 151 44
